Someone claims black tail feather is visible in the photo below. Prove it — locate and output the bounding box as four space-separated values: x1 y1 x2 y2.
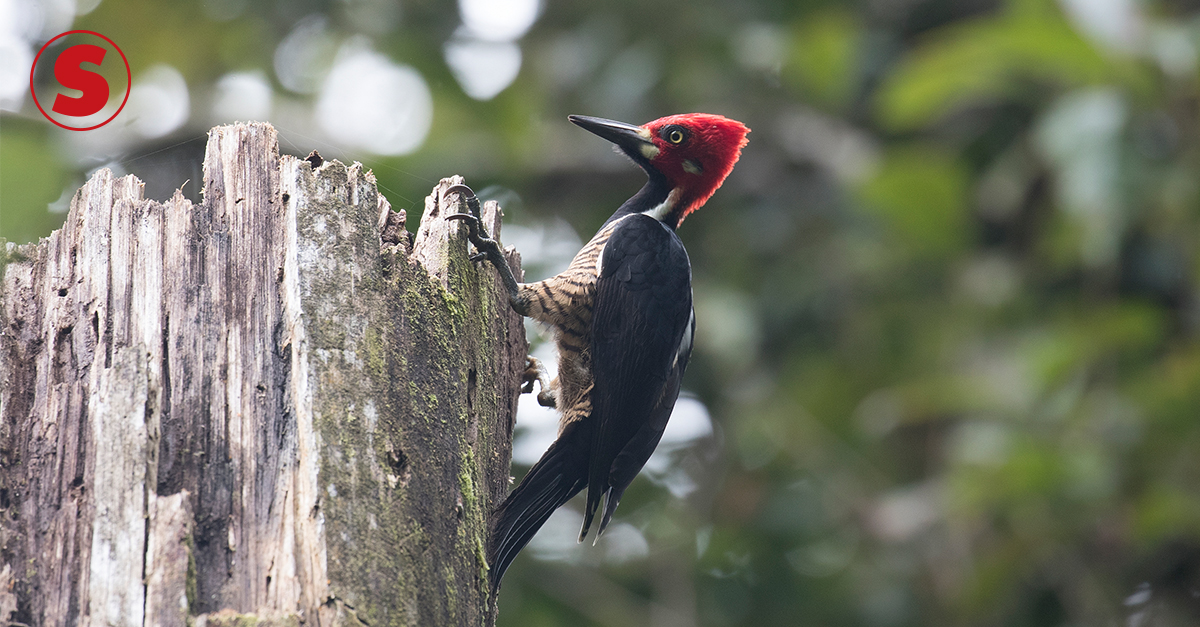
596 485 626 539
579 485 601 543
489 422 589 593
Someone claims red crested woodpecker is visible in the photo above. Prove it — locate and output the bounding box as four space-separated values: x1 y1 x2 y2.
448 113 750 593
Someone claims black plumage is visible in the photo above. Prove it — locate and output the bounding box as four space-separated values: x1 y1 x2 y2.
485 214 694 592
581 214 694 540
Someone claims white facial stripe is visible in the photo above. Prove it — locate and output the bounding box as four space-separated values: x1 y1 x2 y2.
642 187 680 222
640 142 660 160
683 159 702 175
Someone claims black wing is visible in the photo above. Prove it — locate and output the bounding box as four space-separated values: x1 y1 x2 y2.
580 213 694 540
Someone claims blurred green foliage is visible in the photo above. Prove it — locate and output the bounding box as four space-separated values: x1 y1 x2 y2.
5 0 1200 625
0 118 68 244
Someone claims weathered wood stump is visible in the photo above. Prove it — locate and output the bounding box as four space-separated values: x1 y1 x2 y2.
0 123 524 627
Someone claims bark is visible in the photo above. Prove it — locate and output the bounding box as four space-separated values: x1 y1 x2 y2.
0 122 524 627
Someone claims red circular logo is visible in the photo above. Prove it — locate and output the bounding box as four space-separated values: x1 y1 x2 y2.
29 30 131 131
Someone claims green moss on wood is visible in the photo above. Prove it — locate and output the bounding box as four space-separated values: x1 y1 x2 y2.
292 170 512 626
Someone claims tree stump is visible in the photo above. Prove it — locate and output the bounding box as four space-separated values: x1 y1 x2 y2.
0 122 524 627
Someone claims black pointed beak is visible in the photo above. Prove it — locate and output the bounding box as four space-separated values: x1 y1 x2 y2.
569 115 655 157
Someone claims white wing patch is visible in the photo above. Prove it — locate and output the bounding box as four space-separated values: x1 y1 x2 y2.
672 309 695 369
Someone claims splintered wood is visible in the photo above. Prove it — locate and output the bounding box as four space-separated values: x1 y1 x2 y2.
0 123 525 627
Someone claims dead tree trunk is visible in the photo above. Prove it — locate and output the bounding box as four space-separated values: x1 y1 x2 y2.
0 122 524 627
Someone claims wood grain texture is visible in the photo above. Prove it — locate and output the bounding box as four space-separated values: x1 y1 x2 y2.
0 122 524 626
144 492 194 627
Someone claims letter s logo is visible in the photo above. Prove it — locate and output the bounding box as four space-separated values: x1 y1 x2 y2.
31 30 130 131
52 44 110 117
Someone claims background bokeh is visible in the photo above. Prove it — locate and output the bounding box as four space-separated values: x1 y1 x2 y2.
5 0 1200 625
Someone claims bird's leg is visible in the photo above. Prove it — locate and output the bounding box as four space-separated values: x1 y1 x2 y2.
446 186 554 409
521 356 557 408
443 184 521 305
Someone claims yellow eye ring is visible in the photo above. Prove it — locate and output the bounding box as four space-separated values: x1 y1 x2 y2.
667 128 685 144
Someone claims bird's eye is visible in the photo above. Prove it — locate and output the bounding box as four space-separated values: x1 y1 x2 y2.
666 128 686 144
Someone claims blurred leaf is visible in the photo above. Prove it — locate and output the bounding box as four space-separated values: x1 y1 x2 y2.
1026 303 1164 387
788 10 861 109
876 10 1118 131
1134 486 1200 545
0 123 69 244
857 145 969 257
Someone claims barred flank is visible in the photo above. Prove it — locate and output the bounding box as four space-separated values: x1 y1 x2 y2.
515 215 632 430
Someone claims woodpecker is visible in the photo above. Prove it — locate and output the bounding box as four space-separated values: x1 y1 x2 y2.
448 113 749 593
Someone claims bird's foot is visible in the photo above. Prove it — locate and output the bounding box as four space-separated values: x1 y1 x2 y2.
521 356 556 408
443 184 521 301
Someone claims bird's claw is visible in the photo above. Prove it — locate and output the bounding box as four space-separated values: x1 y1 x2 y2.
521 356 556 408
442 183 482 219
444 185 506 268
